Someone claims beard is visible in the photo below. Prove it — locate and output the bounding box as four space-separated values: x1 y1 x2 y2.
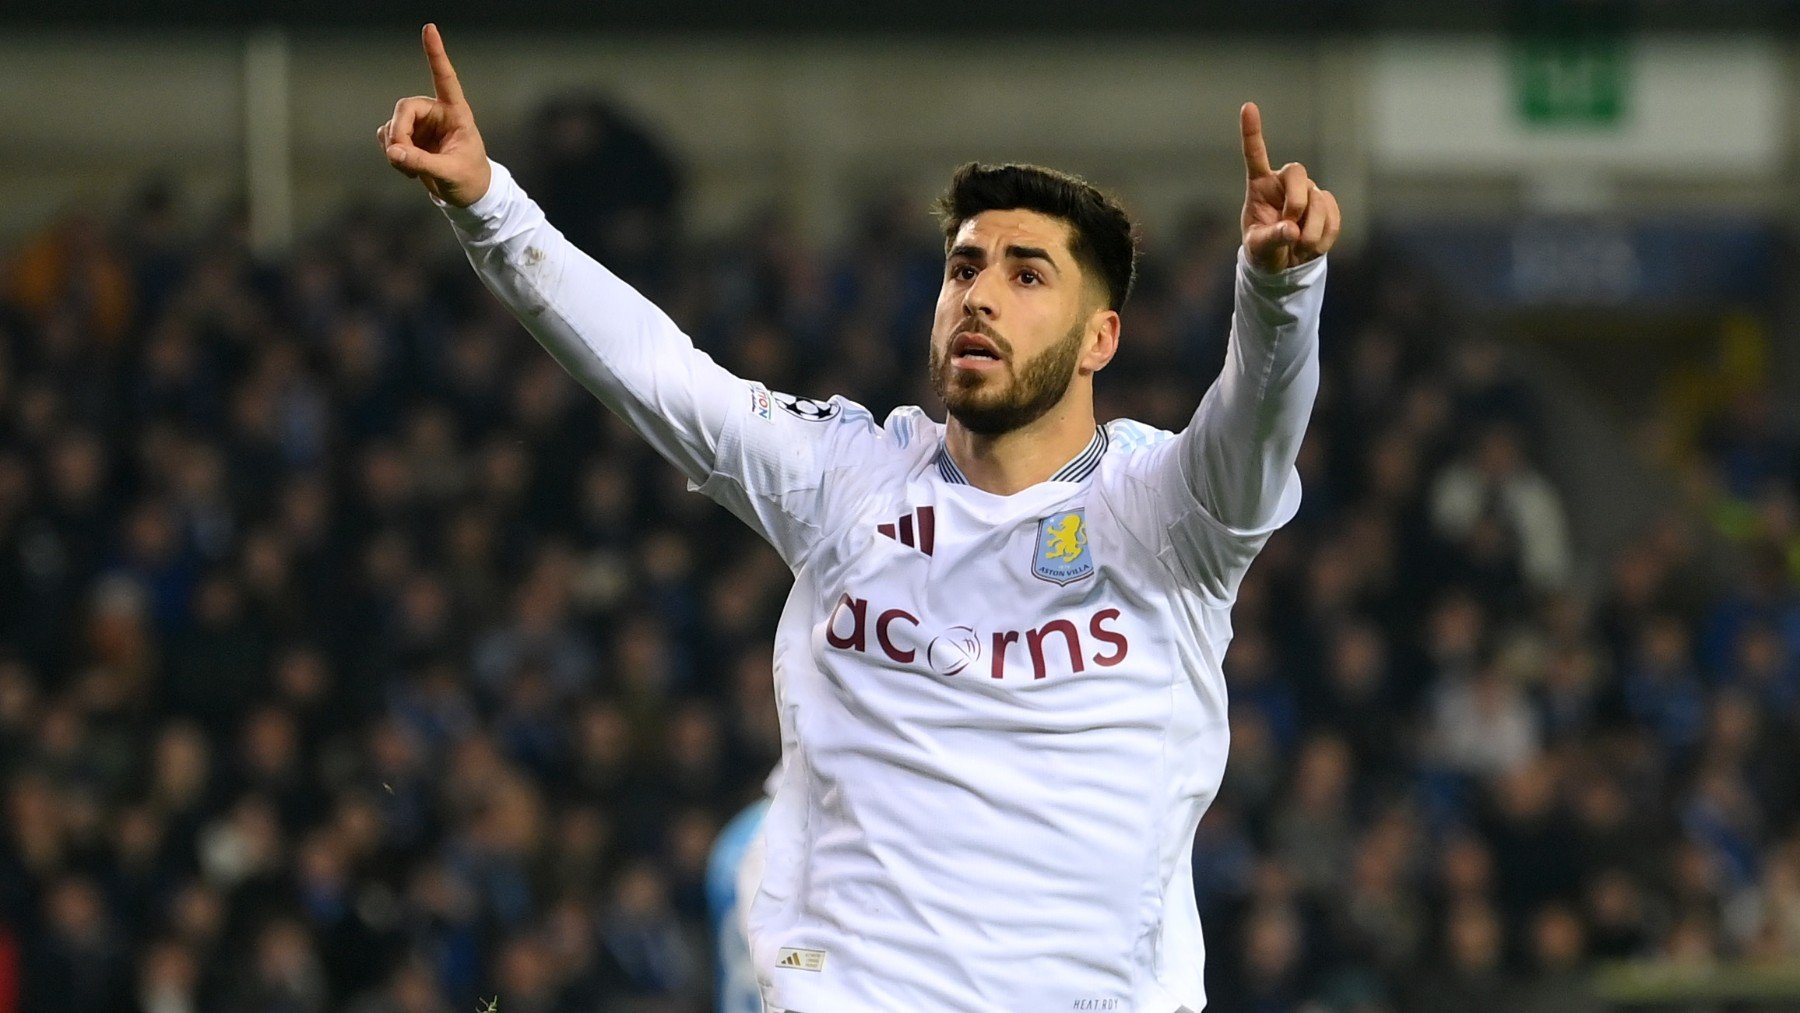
930 317 1086 436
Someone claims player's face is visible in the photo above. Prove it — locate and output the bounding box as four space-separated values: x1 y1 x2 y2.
930 210 1101 435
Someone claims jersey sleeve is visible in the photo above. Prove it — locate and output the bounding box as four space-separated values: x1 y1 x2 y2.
690 387 881 569
1134 248 1325 601
438 159 870 567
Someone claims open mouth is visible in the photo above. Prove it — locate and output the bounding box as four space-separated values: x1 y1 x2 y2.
950 331 1004 368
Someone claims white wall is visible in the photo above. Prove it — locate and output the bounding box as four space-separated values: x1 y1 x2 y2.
1 31 1328 248
2 31 1794 248
1368 35 1786 215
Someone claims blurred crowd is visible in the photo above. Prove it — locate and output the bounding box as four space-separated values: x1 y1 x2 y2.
1 99 1799 1013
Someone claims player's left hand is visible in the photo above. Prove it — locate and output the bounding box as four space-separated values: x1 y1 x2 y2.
1239 102 1341 273
376 24 491 207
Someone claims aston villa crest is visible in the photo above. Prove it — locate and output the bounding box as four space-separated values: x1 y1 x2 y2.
1032 509 1094 586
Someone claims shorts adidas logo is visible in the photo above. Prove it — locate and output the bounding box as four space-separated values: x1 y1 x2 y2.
775 947 827 972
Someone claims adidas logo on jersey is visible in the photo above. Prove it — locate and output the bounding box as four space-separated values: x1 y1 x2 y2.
876 506 935 556
775 947 827 972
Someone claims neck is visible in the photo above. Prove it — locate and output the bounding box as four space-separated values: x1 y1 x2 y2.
944 393 1097 496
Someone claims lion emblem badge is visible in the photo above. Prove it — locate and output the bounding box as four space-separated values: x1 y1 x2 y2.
1032 509 1095 586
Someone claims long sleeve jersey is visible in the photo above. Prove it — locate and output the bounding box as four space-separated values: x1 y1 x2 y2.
440 159 1326 1012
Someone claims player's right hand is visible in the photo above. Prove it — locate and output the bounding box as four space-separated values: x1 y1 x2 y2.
376 23 492 207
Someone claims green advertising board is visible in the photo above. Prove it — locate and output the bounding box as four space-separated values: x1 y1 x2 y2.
1513 34 1629 127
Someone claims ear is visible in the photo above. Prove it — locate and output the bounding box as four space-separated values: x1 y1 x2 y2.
1079 307 1120 376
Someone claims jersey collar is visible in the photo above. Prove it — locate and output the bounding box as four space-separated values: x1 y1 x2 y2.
934 425 1109 486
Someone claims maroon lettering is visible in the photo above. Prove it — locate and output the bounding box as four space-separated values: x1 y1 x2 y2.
1027 619 1084 680
876 609 918 663
991 630 1020 679
826 594 867 651
1090 608 1128 667
825 589 1129 681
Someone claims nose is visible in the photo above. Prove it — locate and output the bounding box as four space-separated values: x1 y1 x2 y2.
961 265 999 320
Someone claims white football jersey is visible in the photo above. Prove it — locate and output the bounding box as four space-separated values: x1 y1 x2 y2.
441 161 1326 1012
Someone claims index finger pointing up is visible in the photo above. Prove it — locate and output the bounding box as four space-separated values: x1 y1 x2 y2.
1241 101 1272 179
422 23 466 106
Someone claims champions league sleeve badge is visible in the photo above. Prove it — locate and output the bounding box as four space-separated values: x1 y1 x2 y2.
773 392 841 422
1032 509 1095 586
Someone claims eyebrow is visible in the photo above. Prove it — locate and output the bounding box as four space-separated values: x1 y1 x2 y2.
947 244 1062 274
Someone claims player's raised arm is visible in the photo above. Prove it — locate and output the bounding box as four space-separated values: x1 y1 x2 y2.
376 26 852 566
1163 103 1339 591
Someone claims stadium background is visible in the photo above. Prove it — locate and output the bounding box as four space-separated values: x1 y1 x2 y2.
5 2 1800 1010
